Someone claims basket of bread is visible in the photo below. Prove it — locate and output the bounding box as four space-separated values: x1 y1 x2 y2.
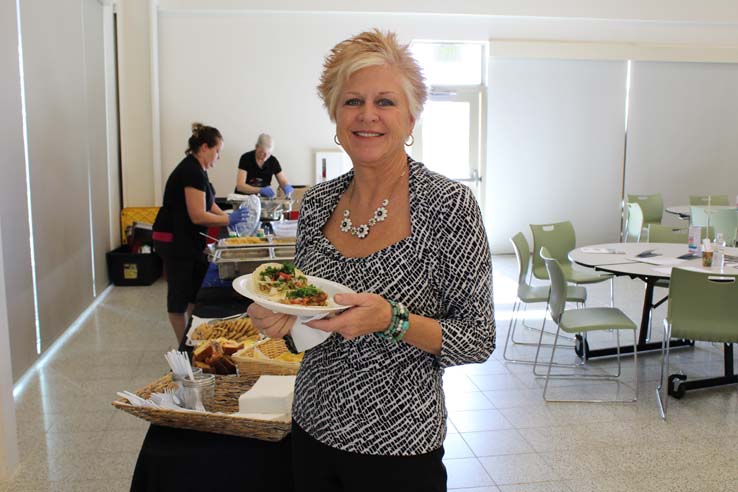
111 373 291 441
232 338 303 377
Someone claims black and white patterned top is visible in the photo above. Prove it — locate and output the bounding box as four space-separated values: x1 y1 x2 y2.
292 158 495 456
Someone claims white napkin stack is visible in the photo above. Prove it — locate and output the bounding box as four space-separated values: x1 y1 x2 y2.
237 375 297 421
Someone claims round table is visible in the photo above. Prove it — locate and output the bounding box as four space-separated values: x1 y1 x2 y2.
569 242 738 397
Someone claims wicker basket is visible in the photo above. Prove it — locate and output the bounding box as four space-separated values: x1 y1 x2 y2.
232 339 301 377
112 373 291 441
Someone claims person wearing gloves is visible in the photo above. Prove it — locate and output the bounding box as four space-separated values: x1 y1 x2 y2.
153 123 249 342
248 30 494 491
234 133 294 198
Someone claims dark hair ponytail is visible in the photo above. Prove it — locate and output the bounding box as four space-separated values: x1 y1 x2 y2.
186 123 222 155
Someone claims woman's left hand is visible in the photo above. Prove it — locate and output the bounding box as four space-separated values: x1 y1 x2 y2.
305 293 392 340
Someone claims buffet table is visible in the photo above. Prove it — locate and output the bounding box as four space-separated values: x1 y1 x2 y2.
131 272 294 492
130 425 293 492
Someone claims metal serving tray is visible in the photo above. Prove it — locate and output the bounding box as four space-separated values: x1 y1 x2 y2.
210 243 296 280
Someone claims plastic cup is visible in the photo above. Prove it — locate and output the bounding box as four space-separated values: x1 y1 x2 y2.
702 250 713 267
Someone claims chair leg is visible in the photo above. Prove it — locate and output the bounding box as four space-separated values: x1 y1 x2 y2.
502 300 520 362
610 277 615 308
656 322 672 420
541 326 561 401
539 327 638 403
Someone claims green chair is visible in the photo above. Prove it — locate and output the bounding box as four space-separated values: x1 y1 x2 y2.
689 195 729 206
657 268 738 419
530 221 614 285
624 203 644 242
647 224 714 244
627 193 663 227
534 247 638 403
690 207 738 245
502 233 587 365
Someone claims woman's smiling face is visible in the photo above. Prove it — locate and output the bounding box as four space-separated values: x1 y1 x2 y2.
335 64 415 168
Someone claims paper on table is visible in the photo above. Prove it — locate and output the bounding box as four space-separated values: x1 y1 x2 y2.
580 247 624 254
627 256 685 266
291 314 332 352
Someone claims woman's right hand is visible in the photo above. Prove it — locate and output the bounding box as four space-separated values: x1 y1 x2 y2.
247 303 295 339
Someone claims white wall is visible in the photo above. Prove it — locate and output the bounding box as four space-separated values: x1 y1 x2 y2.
0 0 21 475
486 59 628 252
0 222 19 480
624 61 738 212
119 1 738 207
1 0 37 382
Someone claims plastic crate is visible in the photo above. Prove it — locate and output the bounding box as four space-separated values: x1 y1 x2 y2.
121 207 159 244
106 246 163 286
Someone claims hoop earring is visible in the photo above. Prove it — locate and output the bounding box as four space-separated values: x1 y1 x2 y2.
333 135 341 146
405 134 415 147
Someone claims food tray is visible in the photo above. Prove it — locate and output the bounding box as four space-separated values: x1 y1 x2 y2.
233 339 302 377
210 243 296 279
186 313 262 347
216 237 296 249
112 373 291 441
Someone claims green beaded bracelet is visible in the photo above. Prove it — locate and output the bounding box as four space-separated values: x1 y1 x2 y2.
378 300 409 342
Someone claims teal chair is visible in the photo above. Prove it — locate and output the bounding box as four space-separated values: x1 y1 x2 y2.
624 203 644 242
690 207 738 245
502 233 587 365
534 247 638 403
657 268 738 419
627 193 663 227
689 195 729 206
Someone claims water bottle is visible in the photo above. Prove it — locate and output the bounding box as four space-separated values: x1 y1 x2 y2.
715 232 726 269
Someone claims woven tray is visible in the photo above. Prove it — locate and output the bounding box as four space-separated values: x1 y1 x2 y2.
232 339 301 377
112 373 291 441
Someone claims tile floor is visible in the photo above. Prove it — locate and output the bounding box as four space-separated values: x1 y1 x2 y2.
2 254 737 491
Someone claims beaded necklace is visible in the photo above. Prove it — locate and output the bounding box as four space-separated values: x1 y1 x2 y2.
339 165 407 239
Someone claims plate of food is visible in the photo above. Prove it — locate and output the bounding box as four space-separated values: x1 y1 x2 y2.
232 262 355 316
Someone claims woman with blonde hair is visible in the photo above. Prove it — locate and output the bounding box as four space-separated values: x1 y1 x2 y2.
248 30 494 491
234 133 293 198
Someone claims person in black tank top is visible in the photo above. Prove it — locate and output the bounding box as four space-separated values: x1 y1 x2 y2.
234 133 294 198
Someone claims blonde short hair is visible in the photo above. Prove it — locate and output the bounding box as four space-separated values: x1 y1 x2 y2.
317 29 427 122
255 133 273 150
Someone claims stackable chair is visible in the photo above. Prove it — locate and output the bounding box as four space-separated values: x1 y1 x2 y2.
689 195 729 206
640 225 714 343
503 233 587 365
657 268 738 419
624 203 644 242
626 193 663 230
647 224 714 244
690 207 738 246
535 248 638 403
530 221 614 301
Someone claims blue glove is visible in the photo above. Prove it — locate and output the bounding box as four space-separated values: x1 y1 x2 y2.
281 184 294 197
228 207 249 227
259 186 276 198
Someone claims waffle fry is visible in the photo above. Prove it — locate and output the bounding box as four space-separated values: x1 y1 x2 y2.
273 352 304 363
190 317 260 343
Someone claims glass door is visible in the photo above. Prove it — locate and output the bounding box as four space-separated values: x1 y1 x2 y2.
409 41 486 202
413 87 483 198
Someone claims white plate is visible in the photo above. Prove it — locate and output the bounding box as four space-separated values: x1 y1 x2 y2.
232 273 355 316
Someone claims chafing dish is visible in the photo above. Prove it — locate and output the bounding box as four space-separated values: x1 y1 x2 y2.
209 241 296 279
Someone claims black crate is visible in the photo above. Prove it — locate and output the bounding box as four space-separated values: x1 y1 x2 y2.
106 246 163 286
